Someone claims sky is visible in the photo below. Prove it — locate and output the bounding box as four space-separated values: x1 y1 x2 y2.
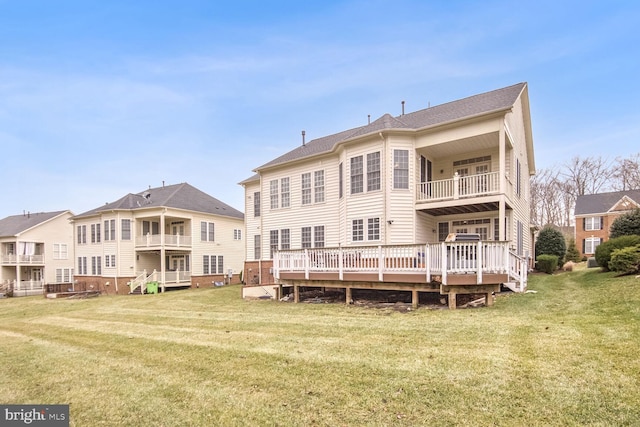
1 0 639 219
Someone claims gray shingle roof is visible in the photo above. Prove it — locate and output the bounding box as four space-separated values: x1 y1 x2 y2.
0 211 70 237
74 183 244 219
254 82 527 171
575 190 640 215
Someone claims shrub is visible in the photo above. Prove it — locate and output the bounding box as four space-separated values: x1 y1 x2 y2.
535 226 566 265
594 235 640 271
565 238 582 263
609 245 640 275
536 254 559 274
610 209 640 238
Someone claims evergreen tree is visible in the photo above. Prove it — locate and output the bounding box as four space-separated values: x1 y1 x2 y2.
535 226 567 265
610 209 640 238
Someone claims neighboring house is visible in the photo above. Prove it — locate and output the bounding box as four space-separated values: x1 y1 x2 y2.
240 82 534 308
71 183 244 295
574 189 640 258
0 210 75 296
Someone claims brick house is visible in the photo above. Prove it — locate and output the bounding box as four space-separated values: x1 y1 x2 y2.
574 190 640 258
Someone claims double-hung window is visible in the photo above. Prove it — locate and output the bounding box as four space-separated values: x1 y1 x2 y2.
350 156 364 194
314 171 325 203
367 152 380 191
270 180 279 209
584 217 602 231
393 149 409 189
301 173 312 205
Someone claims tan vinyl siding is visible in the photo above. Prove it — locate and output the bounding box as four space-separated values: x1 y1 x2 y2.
260 155 340 256
14 212 75 284
504 94 532 255
243 181 261 261
344 138 385 245
387 136 417 245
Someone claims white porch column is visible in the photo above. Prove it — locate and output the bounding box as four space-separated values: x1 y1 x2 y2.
15 240 21 289
499 122 507 241
160 210 166 292
338 246 344 281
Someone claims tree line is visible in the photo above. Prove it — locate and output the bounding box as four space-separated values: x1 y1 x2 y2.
530 152 640 227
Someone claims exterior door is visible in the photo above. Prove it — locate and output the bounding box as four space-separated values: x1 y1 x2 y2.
475 164 489 193
456 167 469 195
31 268 42 282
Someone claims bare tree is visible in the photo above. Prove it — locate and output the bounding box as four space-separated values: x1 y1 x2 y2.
531 154 640 228
561 156 613 197
611 153 640 191
530 168 568 227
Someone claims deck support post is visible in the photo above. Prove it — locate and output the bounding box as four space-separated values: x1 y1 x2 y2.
412 289 418 309
345 286 352 304
294 285 299 303
448 292 457 310
486 292 494 306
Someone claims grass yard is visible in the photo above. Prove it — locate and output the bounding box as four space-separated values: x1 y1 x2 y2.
1 265 639 426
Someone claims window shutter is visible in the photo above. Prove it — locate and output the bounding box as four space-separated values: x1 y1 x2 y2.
582 218 586 230
582 239 586 254
600 217 603 229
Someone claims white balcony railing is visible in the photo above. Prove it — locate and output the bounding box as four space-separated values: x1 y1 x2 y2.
417 171 500 202
1 254 45 264
135 234 192 248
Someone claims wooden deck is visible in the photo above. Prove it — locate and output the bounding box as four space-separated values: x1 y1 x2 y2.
273 242 527 309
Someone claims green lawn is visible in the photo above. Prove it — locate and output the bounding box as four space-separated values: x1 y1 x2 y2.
1 265 639 426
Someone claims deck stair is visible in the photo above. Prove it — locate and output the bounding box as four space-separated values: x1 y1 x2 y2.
128 269 158 295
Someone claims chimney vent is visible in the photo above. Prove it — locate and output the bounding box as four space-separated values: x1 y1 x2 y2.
302 130 306 146
368 114 371 125
401 100 405 115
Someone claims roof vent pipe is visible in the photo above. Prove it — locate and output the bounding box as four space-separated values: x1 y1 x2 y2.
368 114 371 125
401 100 405 115
302 130 306 146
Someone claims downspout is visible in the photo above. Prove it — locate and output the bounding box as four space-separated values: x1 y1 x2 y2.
379 132 389 245
378 132 391 245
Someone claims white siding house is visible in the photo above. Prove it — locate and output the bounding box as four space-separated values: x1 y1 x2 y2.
0 210 75 296
241 83 535 308
72 183 244 295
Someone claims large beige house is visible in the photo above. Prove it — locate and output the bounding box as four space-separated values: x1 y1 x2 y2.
0 210 75 296
71 183 244 295
240 83 535 308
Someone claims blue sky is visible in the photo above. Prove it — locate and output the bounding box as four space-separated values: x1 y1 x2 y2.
1 0 639 218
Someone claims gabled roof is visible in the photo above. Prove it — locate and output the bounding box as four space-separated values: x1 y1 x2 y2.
74 183 243 219
238 173 260 186
253 82 527 172
575 190 640 216
0 210 71 237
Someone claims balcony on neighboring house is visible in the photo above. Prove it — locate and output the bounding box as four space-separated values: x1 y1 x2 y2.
1 242 44 265
135 233 192 249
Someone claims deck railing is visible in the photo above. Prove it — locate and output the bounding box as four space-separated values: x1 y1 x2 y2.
417 171 500 202
275 241 527 290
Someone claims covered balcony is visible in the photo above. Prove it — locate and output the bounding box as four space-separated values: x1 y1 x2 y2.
417 171 501 203
133 216 192 250
1 242 45 265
